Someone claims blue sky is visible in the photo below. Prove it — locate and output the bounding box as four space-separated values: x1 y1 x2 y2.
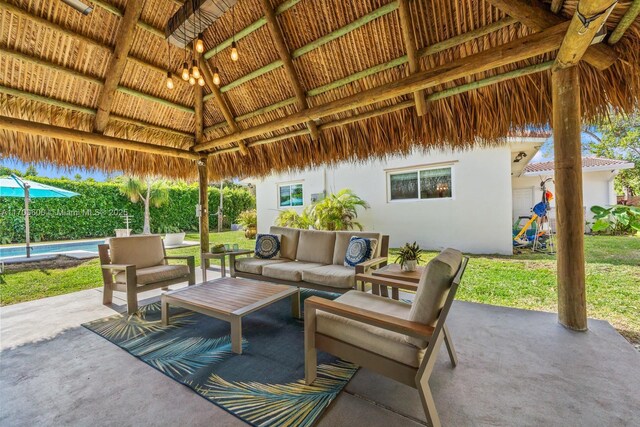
1 158 108 181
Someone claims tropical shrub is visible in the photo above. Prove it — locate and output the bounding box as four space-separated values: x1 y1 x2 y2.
275 209 313 229
237 209 257 228
590 205 640 235
0 177 255 243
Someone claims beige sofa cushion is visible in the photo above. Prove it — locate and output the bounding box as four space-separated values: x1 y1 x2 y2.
269 226 301 260
296 229 336 265
235 257 288 275
333 231 382 265
109 235 165 269
317 291 422 367
302 265 356 289
407 248 462 347
115 264 189 285
262 261 325 282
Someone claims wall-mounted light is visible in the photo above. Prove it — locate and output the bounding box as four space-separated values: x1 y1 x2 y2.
514 152 527 163
62 0 93 15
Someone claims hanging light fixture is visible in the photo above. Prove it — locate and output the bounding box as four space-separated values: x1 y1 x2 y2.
165 41 174 90
195 33 205 53
189 75 196 85
230 6 239 61
191 59 201 79
181 56 189 81
212 66 221 86
198 76 205 86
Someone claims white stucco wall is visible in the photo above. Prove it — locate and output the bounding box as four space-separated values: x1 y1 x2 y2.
253 147 514 255
511 169 618 227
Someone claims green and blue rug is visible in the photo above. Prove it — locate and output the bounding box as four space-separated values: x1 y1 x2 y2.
82 290 356 427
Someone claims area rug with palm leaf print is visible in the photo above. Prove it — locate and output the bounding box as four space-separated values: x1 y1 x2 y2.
82 289 357 427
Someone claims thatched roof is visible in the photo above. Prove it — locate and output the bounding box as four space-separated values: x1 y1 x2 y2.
0 0 638 180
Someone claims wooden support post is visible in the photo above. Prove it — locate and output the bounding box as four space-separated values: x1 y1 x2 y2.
398 0 427 116
261 0 320 140
552 66 587 331
94 0 144 133
198 159 210 268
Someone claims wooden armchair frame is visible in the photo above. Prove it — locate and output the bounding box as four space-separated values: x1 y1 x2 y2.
305 257 468 427
99 243 196 314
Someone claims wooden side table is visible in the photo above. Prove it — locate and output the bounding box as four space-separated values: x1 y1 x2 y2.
371 263 425 299
201 250 253 282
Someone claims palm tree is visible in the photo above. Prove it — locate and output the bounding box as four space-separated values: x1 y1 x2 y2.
118 176 169 234
309 189 369 231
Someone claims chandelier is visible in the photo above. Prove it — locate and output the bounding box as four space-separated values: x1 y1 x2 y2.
164 0 240 91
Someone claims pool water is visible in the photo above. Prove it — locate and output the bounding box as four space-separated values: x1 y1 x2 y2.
0 239 105 259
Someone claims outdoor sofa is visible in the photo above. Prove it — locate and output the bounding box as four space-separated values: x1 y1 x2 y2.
231 226 389 293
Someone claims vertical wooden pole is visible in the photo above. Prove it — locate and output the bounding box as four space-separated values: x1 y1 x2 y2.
198 159 209 267
552 66 587 331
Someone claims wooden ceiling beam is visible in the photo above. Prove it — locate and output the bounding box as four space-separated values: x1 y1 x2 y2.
195 22 570 152
397 0 427 116
203 16 516 133
261 0 319 140
555 0 616 69
199 61 249 155
608 0 640 44
0 115 199 160
0 47 194 114
486 0 617 70
90 0 164 38
94 0 145 133
0 84 193 139
209 61 554 156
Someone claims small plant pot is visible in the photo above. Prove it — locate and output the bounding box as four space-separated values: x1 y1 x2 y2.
245 226 257 239
402 260 418 272
164 232 185 246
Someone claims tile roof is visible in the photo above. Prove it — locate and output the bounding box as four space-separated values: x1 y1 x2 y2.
524 157 634 174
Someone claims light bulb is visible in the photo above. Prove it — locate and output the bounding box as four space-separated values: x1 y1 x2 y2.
181 62 189 81
191 60 201 79
230 41 239 61
195 34 204 53
212 67 221 86
189 75 196 85
198 76 205 86
165 71 174 90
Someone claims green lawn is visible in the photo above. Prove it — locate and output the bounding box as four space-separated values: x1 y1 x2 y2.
1 232 638 344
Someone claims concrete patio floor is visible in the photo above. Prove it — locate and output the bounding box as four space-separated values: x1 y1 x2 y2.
1 269 639 426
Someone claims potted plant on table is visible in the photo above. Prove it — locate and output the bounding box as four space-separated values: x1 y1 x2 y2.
160 225 186 246
237 209 258 239
395 242 423 272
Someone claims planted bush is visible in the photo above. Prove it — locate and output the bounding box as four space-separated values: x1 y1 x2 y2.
590 205 640 235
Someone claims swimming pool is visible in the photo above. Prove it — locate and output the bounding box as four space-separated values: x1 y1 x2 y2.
0 239 105 259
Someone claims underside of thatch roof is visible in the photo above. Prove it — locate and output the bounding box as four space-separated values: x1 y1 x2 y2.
0 0 638 180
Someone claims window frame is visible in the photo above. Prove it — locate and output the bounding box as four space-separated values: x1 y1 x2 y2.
278 181 305 208
386 164 455 203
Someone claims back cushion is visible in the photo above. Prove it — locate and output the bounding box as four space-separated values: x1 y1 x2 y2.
269 226 301 260
407 248 462 347
109 235 165 269
333 231 382 265
296 229 336 265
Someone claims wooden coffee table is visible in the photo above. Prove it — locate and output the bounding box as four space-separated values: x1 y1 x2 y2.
161 277 300 354
371 263 425 300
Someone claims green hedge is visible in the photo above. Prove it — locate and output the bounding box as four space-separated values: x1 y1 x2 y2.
0 177 255 243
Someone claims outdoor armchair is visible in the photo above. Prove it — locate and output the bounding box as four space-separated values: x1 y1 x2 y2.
99 235 195 314
305 249 468 427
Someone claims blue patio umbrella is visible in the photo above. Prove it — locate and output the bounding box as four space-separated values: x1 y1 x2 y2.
0 174 79 257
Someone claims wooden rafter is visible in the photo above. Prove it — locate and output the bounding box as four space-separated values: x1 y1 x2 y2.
203 16 516 134
0 47 193 114
261 0 319 140
551 0 565 13
397 0 427 116
0 84 193 139
195 22 570 152
486 0 617 70
199 62 249 155
0 115 198 160
209 61 554 156
609 0 640 44
94 0 144 133
555 0 616 69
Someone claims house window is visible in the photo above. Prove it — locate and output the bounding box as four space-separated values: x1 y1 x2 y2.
389 166 452 201
279 183 304 207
